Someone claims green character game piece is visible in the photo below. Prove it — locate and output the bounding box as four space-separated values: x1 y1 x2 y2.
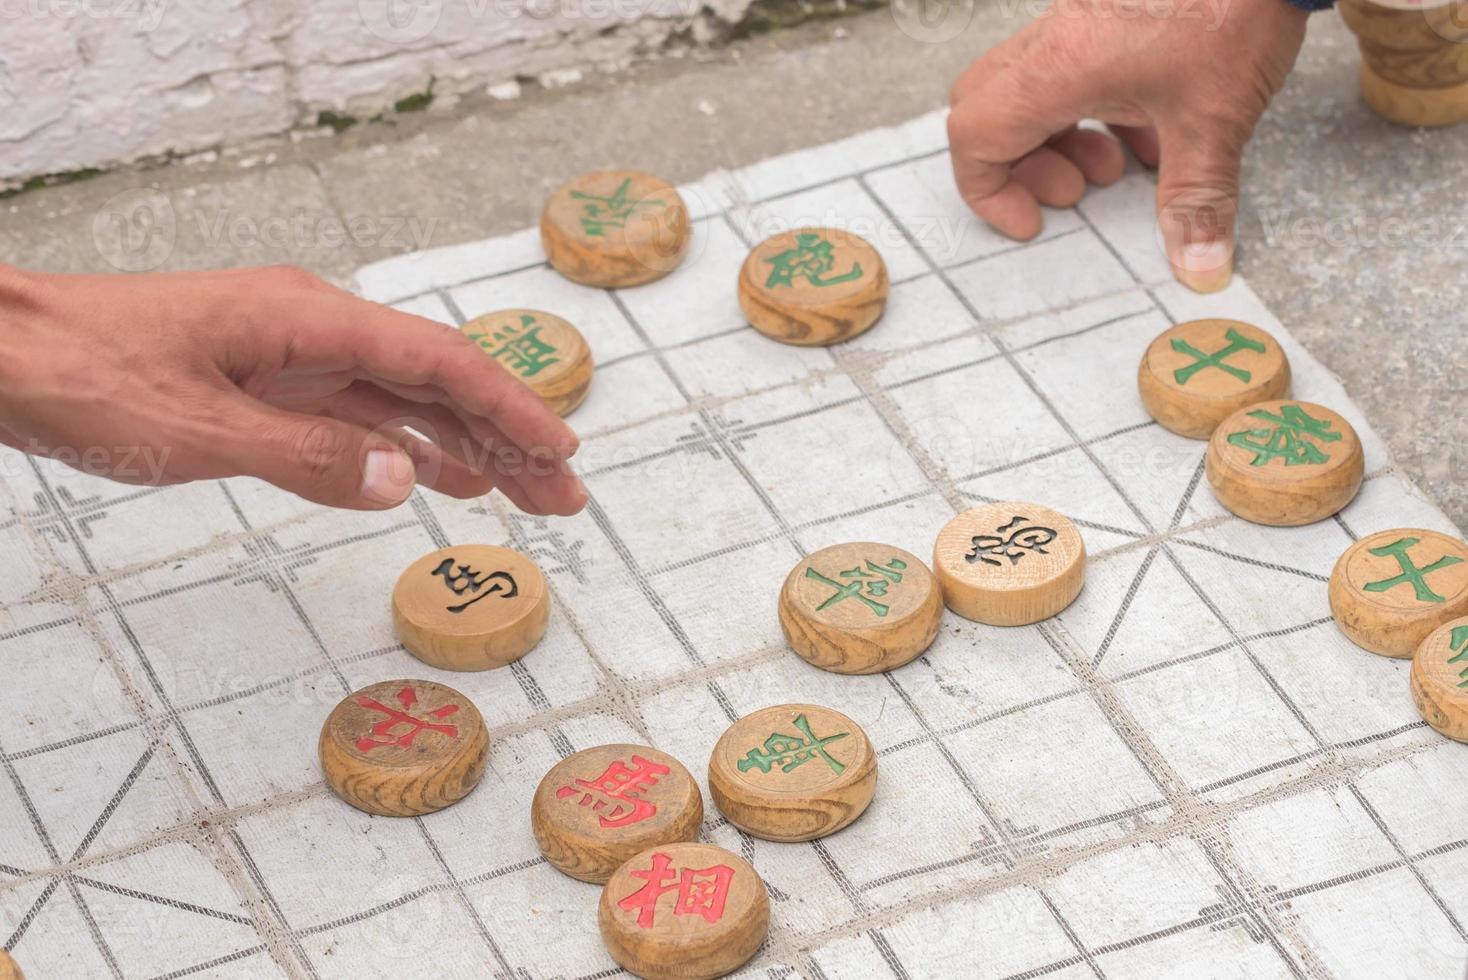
467 313 561 378
569 177 662 237
764 232 863 289
735 713 849 776
1171 326 1266 386
1226 403 1342 466
804 558 908 618
1363 536 1466 604
1448 625 1468 688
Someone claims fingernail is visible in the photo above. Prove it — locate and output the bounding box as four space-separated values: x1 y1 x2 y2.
1171 240 1234 294
362 447 416 507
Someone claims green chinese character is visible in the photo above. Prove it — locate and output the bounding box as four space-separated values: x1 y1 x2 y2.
1362 537 1465 604
1171 327 1265 386
736 713 849 776
1226 404 1342 466
764 232 863 289
805 557 907 617
467 313 560 378
1447 625 1468 688
570 177 661 237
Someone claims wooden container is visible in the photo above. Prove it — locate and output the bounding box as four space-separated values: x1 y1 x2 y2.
1340 0 1468 127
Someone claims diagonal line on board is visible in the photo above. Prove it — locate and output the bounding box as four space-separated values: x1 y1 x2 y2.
1168 537 1332 583
71 875 255 925
149 945 274 980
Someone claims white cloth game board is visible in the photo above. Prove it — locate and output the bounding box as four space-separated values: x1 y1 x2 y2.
1 111 1466 979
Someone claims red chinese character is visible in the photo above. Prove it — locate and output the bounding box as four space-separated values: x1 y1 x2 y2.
616 851 734 929
355 685 460 753
555 755 670 829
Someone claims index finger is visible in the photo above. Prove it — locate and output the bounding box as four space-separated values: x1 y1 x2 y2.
946 32 1090 239
274 288 581 462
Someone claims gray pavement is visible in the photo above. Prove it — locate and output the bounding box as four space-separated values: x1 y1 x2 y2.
1 6 1464 528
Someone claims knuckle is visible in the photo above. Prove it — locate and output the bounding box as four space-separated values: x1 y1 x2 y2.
288 420 349 490
262 264 324 292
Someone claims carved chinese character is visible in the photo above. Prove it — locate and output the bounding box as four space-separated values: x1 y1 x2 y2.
556 754 670 829
616 851 735 929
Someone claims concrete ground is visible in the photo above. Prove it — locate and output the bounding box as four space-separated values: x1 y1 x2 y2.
1 6 1464 528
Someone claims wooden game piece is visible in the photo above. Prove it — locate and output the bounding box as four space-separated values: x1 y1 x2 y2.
598 842 769 980
319 679 489 817
0 951 23 980
1340 0 1468 128
932 502 1086 626
461 309 593 417
531 745 703 884
1137 319 1292 439
1411 616 1468 742
1329 529 1468 658
1206 400 1364 527
738 227 889 346
778 543 942 675
707 704 876 842
541 170 689 288
392 544 550 671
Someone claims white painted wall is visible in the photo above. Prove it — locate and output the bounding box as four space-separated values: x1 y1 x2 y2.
0 0 747 182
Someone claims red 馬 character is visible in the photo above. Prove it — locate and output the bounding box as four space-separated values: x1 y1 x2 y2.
555 754 670 829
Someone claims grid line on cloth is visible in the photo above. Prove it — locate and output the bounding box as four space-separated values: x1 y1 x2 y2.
0 110 1463 979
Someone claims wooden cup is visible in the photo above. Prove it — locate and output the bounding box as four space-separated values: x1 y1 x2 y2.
1340 0 1468 127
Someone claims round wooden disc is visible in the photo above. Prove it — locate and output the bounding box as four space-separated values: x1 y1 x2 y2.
319 679 489 817
598 842 769 980
1206 400 1364 527
1412 616 1468 743
778 543 942 675
707 703 876 843
461 309 593 417
531 744 704 884
392 545 550 671
737 227 889 346
540 170 689 288
1137 319 1291 439
1329 529 1468 659
0 951 23 980
932 502 1086 626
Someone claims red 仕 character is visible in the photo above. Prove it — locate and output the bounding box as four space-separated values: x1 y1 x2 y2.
616 851 735 929
555 755 670 829
355 685 460 753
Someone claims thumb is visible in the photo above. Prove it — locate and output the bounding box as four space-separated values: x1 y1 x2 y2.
218 398 418 510
1154 124 1245 294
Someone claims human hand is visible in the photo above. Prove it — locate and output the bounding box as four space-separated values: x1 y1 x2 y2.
0 264 586 515
947 0 1309 292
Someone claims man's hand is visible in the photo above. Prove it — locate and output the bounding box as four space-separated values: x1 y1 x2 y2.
948 0 1308 292
0 264 587 515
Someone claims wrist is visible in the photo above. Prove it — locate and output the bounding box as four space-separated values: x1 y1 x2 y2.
0 266 49 423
